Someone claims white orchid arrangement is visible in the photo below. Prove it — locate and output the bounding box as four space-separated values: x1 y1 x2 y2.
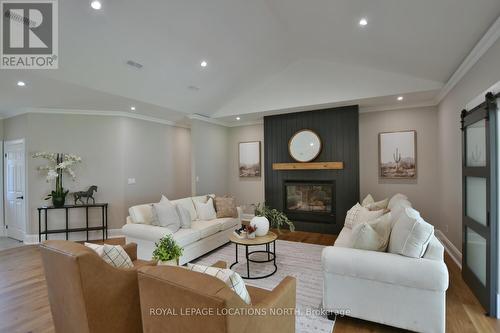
33 152 82 203
33 152 82 182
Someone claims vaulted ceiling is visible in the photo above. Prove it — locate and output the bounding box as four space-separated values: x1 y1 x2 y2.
1 0 500 124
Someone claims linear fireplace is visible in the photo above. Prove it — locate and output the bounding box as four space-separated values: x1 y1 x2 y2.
283 180 335 223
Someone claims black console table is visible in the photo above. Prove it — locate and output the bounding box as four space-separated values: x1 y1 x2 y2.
38 203 108 243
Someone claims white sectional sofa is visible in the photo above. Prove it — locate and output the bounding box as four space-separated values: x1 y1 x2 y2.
321 195 449 333
122 195 241 264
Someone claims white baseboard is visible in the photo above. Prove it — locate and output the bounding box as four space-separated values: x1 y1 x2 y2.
23 228 124 245
435 229 462 269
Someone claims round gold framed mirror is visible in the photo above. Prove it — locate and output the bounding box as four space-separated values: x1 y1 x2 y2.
288 129 322 162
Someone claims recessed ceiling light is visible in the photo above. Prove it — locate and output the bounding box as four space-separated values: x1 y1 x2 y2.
90 0 102 10
397 96 404 101
200 60 208 67
236 117 241 120
130 106 136 111
359 18 368 26
17 81 25 87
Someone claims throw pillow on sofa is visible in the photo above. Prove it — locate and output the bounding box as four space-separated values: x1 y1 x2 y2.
176 204 192 228
84 242 105 256
344 203 385 229
388 207 434 258
171 197 198 221
102 244 134 269
187 263 251 304
387 193 409 210
350 213 392 252
128 204 157 225
194 197 217 220
361 194 375 207
214 196 238 218
152 197 181 233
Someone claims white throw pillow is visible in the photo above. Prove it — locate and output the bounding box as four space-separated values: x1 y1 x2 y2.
128 204 156 224
194 197 217 220
153 197 181 233
350 213 392 252
389 199 412 226
387 193 409 210
102 245 134 268
85 242 104 257
192 194 215 204
344 203 385 229
388 207 434 258
361 194 375 207
171 197 198 221
176 204 192 228
187 263 251 304
366 198 389 211
350 223 382 251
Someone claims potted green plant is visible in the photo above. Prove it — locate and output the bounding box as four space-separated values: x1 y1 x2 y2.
253 203 295 233
152 235 183 266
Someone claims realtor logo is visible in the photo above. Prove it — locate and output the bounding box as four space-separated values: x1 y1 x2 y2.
1 0 58 69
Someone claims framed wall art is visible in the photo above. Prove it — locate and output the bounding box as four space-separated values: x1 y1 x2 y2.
379 130 417 179
239 141 261 177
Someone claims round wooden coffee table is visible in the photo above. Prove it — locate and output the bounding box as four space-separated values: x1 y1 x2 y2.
229 231 278 279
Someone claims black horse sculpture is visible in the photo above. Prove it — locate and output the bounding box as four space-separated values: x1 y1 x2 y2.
73 185 98 205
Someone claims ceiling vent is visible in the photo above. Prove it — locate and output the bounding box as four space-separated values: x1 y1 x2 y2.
126 60 143 69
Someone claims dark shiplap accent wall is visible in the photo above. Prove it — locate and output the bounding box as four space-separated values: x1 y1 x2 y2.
264 106 359 234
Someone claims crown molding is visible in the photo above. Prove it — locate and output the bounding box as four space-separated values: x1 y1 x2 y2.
436 16 500 103
226 119 264 127
188 114 230 127
359 100 438 113
2 108 190 128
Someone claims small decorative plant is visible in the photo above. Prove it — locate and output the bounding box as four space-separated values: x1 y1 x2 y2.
152 235 183 265
253 203 295 232
33 152 82 207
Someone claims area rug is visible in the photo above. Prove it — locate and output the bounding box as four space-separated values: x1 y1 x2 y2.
193 239 335 333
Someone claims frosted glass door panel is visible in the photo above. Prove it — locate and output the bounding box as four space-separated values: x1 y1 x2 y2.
466 228 487 286
466 177 487 226
466 119 486 167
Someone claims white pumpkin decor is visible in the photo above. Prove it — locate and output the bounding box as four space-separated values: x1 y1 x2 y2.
250 216 270 237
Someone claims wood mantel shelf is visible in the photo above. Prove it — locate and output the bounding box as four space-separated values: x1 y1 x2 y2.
272 162 344 170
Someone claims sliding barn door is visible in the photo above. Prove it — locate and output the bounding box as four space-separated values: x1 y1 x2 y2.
461 92 498 316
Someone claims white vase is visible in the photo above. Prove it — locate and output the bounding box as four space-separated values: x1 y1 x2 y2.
157 258 178 266
250 216 270 237
247 232 256 239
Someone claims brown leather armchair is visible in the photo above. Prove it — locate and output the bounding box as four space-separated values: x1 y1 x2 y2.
138 261 296 333
39 240 153 333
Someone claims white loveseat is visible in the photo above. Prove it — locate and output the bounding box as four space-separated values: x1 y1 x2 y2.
321 195 449 333
122 195 241 264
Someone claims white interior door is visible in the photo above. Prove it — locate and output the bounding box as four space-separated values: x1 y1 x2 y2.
4 140 26 241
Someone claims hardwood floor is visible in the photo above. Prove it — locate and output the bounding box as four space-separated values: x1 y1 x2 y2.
0 232 498 333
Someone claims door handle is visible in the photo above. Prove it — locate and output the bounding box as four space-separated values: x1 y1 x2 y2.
16 196 23 200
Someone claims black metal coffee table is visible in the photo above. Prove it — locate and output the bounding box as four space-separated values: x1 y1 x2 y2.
229 231 277 280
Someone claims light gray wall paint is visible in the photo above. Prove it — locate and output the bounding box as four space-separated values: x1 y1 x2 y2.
438 36 500 253
3 113 191 236
359 107 440 226
227 124 264 212
190 119 229 196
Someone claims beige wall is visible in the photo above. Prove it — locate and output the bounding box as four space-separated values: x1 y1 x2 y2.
3 113 191 236
438 37 500 252
359 107 440 225
190 119 229 196
227 124 265 212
